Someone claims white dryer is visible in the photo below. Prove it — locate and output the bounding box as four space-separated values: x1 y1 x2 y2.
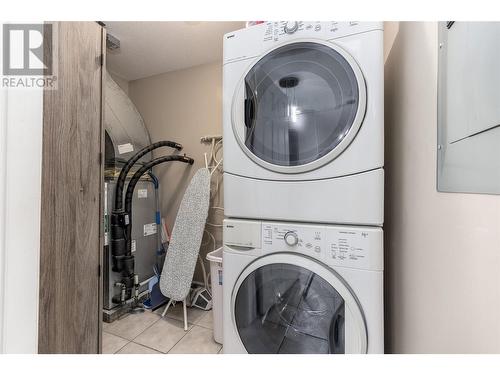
222 219 384 354
223 22 384 226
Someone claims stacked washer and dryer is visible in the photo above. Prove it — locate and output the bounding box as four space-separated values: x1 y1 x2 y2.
222 22 384 354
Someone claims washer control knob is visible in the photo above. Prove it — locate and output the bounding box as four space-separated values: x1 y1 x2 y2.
284 231 299 246
284 21 299 34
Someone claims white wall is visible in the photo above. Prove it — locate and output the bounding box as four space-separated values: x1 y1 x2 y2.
129 62 223 282
384 22 500 353
0 24 43 354
108 71 129 94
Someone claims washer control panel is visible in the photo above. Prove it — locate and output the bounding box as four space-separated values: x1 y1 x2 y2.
263 223 324 258
259 221 383 271
323 227 382 271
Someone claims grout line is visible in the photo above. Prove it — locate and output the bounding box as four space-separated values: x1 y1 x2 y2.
164 307 208 325
102 332 130 354
133 317 194 354
166 325 220 354
107 311 218 354
102 311 162 342
191 325 211 332
113 339 130 354
194 317 213 330
117 341 163 354
165 326 195 354
102 328 132 342
128 314 163 341
192 311 209 325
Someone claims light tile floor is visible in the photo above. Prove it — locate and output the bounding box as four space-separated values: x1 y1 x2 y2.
103 304 222 354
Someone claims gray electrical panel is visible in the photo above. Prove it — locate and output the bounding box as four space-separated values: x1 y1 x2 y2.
438 22 500 194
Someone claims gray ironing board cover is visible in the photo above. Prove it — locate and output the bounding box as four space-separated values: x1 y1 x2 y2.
159 168 211 301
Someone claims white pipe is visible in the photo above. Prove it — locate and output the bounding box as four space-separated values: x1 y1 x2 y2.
200 135 222 143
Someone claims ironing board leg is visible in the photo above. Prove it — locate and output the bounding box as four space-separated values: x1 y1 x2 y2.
183 299 188 331
161 299 173 318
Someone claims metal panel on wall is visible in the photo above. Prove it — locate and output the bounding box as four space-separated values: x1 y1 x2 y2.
437 21 500 194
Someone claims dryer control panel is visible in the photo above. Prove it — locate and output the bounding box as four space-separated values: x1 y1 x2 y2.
223 21 383 65
262 21 367 42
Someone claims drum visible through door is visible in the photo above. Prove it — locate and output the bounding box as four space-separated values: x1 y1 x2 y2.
230 254 368 354
231 40 367 174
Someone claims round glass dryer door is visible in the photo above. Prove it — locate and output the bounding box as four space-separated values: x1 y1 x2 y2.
232 41 366 174
232 254 367 354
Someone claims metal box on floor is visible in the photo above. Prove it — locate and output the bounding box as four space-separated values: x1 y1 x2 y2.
103 177 158 321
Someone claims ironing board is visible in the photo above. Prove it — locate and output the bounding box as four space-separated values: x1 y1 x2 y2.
159 168 211 329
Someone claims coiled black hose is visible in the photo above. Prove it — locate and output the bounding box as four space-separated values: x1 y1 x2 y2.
114 140 182 211
110 148 194 305
124 155 194 254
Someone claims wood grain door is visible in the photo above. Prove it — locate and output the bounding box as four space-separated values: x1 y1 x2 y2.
38 22 105 354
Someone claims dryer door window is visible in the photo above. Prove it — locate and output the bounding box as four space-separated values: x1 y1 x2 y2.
238 41 366 173
232 258 366 354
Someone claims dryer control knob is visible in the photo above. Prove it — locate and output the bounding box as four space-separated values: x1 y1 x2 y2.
284 21 299 34
284 231 299 246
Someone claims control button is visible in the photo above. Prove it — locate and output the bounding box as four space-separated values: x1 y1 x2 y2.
314 246 321 253
314 24 321 31
284 21 299 34
284 231 299 246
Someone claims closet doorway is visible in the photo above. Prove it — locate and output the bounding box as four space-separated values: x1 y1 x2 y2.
100 21 241 354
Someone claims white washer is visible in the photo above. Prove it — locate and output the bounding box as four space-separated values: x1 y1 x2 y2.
222 219 384 354
223 22 384 226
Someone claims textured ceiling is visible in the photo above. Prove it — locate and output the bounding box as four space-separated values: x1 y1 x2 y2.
105 21 245 81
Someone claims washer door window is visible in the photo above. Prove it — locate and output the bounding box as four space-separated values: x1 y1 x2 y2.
232 41 366 174
232 254 367 354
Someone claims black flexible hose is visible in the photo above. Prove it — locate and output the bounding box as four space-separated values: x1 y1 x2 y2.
111 154 194 304
123 154 194 254
114 141 182 211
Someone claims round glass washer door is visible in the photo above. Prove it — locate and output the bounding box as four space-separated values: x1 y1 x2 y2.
231 40 367 174
231 253 367 354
